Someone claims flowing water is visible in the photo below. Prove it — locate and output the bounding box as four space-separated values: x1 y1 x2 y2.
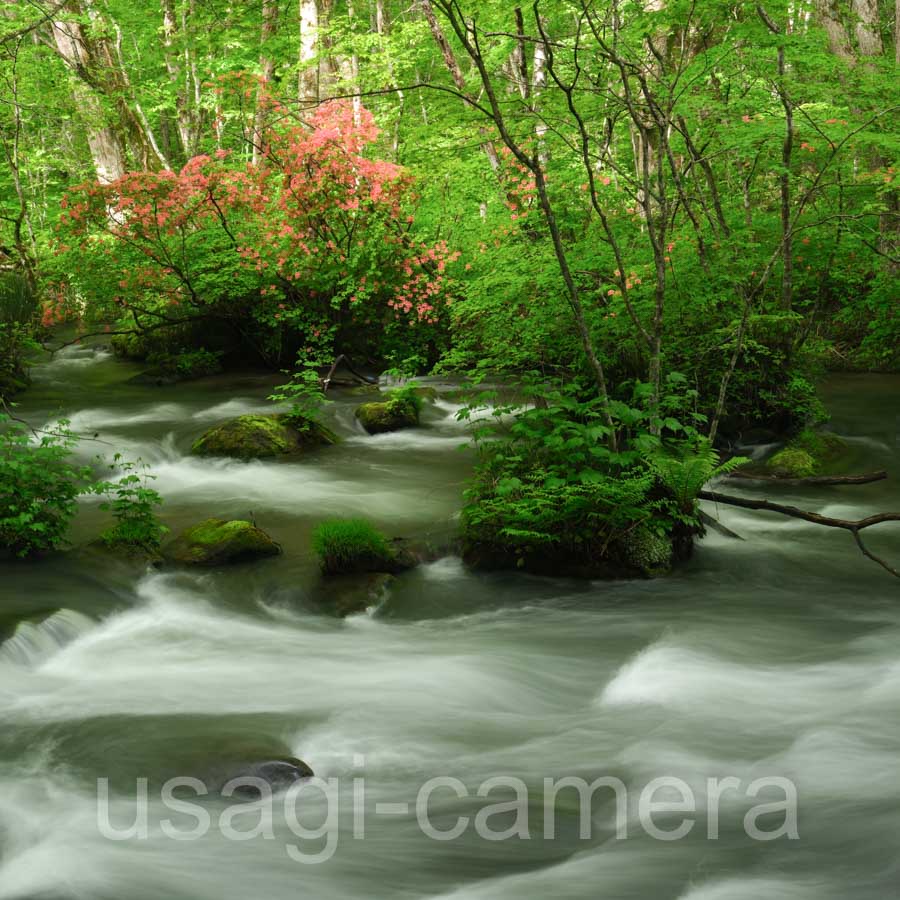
1 347 898 900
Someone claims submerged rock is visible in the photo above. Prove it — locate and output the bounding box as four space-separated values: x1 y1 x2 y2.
224 757 315 799
355 398 418 434
163 518 281 566
315 572 396 617
191 413 337 459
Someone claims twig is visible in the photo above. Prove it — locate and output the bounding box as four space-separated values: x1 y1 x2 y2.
699 489 900 578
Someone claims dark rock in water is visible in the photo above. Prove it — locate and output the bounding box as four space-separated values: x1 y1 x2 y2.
163 518 281 566
128 368 182 387
191 413 337 460
355 398 418 434
224 757 314 799
316 572 396 617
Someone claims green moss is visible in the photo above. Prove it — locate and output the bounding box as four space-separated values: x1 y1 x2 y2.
767 447 817 478
163 518 280 566
355 398 418 435
765 429 850 478
619 527 673 576
191 413 336 459
792 428 847 463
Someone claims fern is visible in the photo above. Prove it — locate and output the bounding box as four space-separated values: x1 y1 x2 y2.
649 443 748 513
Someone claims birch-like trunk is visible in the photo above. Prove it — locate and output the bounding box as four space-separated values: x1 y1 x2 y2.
252 0 280 163
299 0 319 104
50 17 127 182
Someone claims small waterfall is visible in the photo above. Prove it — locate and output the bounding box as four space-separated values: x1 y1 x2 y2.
0 610 95 667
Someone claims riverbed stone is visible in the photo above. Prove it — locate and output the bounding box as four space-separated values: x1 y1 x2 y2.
765 429 850 478
317 572 396 617
163 518 281 566
224 757 314 798
355 398 419 434
191 413 337 459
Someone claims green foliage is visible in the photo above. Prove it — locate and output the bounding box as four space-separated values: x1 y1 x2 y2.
0 415 92 557
147 348 223 379
649 444 749 518
0 274 37 326
94 456 168 552
0 414 167 558
386 384 424 416
312 518 392 574
461 378 714 573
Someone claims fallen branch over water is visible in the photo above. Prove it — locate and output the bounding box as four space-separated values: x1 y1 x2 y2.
699 489 900 579
727 470 887 486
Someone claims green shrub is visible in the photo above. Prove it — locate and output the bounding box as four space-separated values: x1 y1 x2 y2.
94 456 168 552
146 348 223 379
0 415 92 557
312 519 393 574
0 273 37 326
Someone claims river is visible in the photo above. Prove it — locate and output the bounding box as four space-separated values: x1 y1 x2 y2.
1 346 898 900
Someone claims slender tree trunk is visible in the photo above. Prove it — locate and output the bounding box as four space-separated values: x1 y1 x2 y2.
0 40 37 288
161 0 198 160
252 0 279 163
298 0 319 103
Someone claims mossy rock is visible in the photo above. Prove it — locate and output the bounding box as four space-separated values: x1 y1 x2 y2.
191 413 337 460
410 386 439 402
617 527 673 576
355 398 418 435
764 429 850 478
766 447 817 478
792 429 848 464
163 518 281 566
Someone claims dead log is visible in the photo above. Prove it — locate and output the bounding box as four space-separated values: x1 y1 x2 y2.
321 354 378 392
699 489 900 579
728 470 887 486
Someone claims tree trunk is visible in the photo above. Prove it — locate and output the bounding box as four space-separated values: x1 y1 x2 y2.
252 0 280 163
50 16 127 182
298 0 319 104
160 0 199 160
50 1 167 179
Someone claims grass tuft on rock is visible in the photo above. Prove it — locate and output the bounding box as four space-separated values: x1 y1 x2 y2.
312 518 396 575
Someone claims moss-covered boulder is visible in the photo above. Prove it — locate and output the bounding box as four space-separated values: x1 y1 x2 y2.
191 413 336 459
163 518 281 566
617 527 673 577
355 397 419 434
766 447 817 478
765 429 851 478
